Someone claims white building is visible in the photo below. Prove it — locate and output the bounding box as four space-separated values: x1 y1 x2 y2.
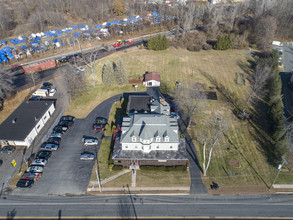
143 72 161 87
0 100 55 147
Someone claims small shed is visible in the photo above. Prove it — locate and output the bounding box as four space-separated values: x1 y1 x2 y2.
143 72 160 87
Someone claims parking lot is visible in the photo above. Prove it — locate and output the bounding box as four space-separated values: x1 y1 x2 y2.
10 93 121 196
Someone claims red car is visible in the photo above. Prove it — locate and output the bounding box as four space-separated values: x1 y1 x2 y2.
124 40 134 45
92 123 106 130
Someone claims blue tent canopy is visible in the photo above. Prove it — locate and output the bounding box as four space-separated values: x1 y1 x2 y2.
152 12 159 15
22 45 27 50
105 23 111 26
35 37 41 40
95 24 102 28
1 40 6 45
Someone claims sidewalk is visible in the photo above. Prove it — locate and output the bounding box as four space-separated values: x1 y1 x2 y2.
90 169 131 186
88 186 190 192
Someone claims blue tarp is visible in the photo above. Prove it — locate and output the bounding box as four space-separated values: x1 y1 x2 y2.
1 47 13 52
73 33 81 38
30 40 40 45
152 12 159 15
95 24 102 28
22 45 27 50
35 37 41 40
64 29 71 33
6 52 14 59
105 23 111 26
1 40 6 45
56 30 63 35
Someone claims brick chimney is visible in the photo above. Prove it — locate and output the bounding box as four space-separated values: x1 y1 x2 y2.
160 98 165 105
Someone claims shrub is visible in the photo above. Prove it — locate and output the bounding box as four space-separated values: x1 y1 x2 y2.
214 35 232 50
187 45 202 52
140 166 187 172
202 43 212 50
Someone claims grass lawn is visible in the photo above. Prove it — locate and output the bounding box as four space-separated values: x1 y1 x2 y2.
90 47 293 191
9 163 29 187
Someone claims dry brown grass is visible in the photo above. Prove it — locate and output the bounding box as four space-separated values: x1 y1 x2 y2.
0 87 37 124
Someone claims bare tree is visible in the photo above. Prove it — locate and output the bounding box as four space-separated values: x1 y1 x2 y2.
29 73 40 87
174 83 206 128
0 69 14 110
83 51 99 88
243 58 273 112
59 64 86 100
198 116 229 176
254 16 277 51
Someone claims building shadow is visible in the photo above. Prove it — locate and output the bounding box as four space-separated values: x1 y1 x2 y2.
6 208 16 220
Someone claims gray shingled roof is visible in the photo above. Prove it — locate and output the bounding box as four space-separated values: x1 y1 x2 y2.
0 100 55 141
121 113 179 144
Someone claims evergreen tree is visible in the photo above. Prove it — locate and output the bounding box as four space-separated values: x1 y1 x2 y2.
114 57 128 85
162 35 169 50
102 61 115 86
215 35 232 50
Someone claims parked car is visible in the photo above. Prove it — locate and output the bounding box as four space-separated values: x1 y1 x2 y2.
16 179 34 188
124 40 134 45
80 152 95 160
50 132 63 138
58 120 74 127
53 126 68 133
95 117 108 124
26 166 44 173
49 88 57 96
36 151 52 159
43 82 53 87
60 115 75 122
47 137 61 145
32 158 47 166
20 172 41 181
40 143 59 151
92 123 106 130
0 146 15 154
82 137 98 146
29 96 42 101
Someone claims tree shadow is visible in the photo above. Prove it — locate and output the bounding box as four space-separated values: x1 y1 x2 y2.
225 134 270 188
6 208 17 220
198 69 240 109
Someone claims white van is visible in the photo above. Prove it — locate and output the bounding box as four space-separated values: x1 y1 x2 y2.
32 89 48 97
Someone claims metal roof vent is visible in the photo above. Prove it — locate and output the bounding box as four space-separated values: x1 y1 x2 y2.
35 116 38 121
12 118 17 123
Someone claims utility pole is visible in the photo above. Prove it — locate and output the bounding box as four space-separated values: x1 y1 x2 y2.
270 156 288 190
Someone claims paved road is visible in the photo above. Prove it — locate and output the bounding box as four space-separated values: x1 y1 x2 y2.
0 194 293 218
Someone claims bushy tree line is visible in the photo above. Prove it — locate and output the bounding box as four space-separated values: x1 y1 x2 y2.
266 50 288 162
102 57 128 86
147 35 168 51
